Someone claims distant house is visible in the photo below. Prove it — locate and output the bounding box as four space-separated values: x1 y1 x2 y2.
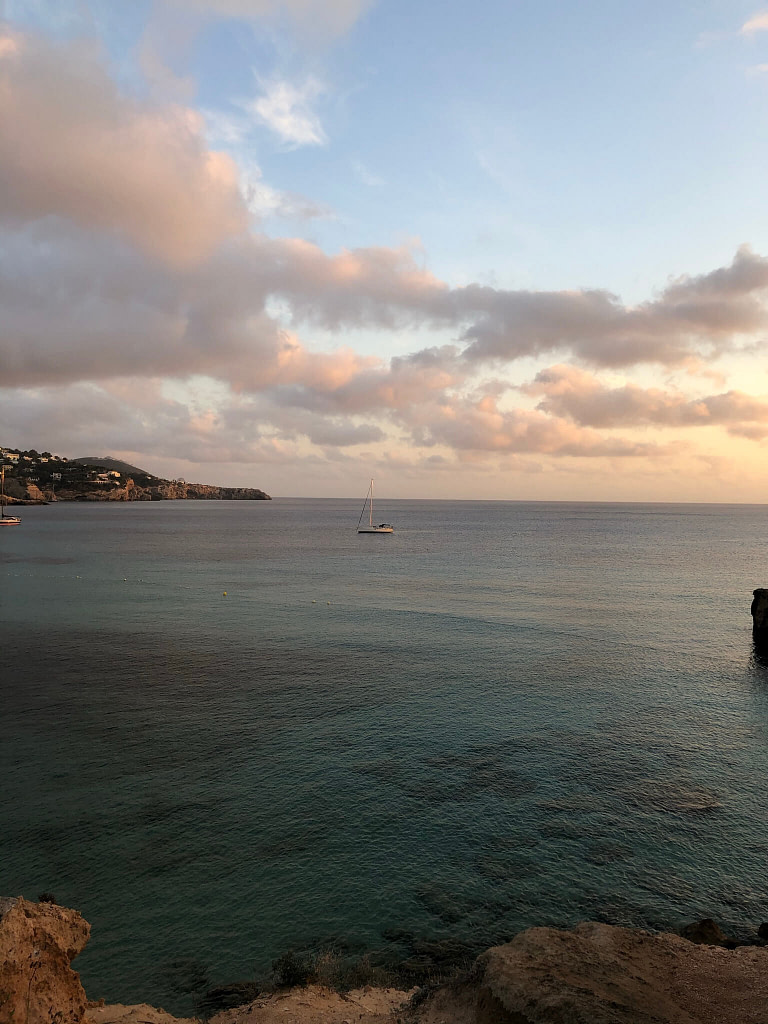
51 473 62 481
108 470 121 478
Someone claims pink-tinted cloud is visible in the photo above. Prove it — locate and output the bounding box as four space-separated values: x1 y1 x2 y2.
4 28 768 382
527 364 768 439
253 241 768 370
5 26 768 479
0 30 247 265
741 11 768 34
392 391 671 458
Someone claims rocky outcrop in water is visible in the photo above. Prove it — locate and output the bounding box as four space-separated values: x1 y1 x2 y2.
752 588 768 641
0 897 90 1024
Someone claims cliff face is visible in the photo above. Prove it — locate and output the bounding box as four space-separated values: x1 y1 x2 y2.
137 482 270 501
0 897 90 1024
54 480 271 502
5 479 270 503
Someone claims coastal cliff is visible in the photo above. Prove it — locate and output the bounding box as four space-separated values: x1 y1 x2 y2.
0 897 90 1024
5 899 768 1024
1 450 270 503
3 477 270 503
54 479 270 502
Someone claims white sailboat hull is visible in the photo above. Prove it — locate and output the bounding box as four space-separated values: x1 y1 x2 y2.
357 525 393 533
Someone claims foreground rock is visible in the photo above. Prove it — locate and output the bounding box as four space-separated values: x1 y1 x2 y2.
6 900 768 1024
679 917 732 947
0 897 90 1024
210 985 412 1024
462 922 768 1024
86 1003 197 1024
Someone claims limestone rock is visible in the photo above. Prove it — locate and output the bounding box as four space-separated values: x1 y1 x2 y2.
473 921 768 1024
0 896 90 1024
209 985 412 1024
85 1003 196 1024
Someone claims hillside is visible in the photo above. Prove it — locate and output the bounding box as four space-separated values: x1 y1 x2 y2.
0 448 270 502
70 456 157 477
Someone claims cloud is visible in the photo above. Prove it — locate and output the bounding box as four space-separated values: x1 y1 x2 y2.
741 12 768 34
0 29 247 265
6 216 768 404
5 31 768 376
238 241 768 371
202 112 332 217
390 390 671 458
450 246 768 368
242 171 332 219
165 0 372 38
527 365 768 439
248 77 327 147
352 159 385 186
5 25 768 475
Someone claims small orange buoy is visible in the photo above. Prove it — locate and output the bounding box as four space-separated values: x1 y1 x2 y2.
222 591 227 596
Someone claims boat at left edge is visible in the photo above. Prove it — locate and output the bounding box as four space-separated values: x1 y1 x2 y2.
1 465 22 524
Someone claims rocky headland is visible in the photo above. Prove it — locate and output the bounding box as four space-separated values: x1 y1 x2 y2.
0 450 270 503
4 478 271 504
5 897 768 1024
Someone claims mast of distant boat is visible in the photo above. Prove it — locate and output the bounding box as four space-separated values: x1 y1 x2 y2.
357 479 375 531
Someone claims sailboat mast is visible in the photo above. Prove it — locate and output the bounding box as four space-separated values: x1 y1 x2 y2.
369 478 373 527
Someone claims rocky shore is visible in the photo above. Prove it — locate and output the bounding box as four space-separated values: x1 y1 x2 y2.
3 478 270 504
5 897 768 1024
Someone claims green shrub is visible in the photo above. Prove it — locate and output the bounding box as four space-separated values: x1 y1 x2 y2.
271 950 317 988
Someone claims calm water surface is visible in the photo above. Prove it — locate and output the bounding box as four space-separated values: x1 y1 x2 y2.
3 498 768 1010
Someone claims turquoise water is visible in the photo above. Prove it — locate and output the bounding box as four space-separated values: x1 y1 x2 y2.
4 499 768 1011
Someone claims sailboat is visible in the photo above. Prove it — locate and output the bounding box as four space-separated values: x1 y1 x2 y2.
0 466 21 525
357 479 393 534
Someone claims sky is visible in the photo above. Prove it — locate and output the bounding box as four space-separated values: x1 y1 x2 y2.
3 1 768 499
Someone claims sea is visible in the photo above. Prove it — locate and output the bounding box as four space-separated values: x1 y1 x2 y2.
4 498 768 1012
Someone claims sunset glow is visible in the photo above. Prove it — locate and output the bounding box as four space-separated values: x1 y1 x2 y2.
3 1 768 499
